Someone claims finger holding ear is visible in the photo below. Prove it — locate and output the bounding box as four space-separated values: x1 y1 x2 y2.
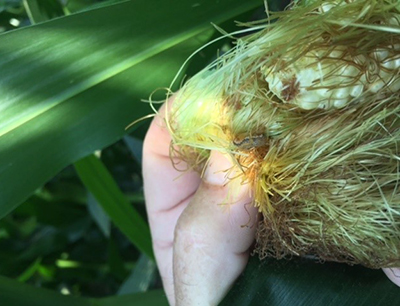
173 151 259 306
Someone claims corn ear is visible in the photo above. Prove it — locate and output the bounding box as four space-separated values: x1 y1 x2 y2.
166 0 400 268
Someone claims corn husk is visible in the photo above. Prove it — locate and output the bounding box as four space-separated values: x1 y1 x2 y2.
166 0 400 268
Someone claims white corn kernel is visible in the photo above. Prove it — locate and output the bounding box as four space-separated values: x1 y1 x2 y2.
263 45 399 109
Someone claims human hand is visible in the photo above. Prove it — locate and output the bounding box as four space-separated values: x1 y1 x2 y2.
143 98 258 305
143 97 400 306
383 268 400 287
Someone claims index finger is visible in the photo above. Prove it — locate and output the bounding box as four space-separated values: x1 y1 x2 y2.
143 96 201 303
144 98 201 213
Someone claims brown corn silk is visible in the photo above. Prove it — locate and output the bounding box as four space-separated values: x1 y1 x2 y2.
167 0 400 268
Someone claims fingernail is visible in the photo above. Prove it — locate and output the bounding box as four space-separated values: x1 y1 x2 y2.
203 151 233 186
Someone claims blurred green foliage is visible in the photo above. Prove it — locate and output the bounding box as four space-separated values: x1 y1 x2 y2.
0 139 147 297
0 0 116 32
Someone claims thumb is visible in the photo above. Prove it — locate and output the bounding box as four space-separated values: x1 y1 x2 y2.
173 151 258 306
382 268 400 287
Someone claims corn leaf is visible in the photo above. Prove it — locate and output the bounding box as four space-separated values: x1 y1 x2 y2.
117 254 156 295
67 0 128 14
0 0 263 219
23 0 64 24
87 192 111 238
74 154 153 259
0 274 167 306
221 256 400 305
0 275 91 306
96 290 168 306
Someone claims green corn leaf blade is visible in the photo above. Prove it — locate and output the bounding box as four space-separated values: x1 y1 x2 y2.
117 254 156 295
23 0 64 24
107 234 128 281
96 290 168 306
74 154 153 259
87 192 111 238
0 275 91 306
221 256 400 306
16 257 42 282
67 0 128 14
0 0 263 219
0 0 22 13
0 274 167 306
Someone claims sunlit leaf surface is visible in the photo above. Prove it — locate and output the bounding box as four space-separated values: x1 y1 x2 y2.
0 0 262 218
